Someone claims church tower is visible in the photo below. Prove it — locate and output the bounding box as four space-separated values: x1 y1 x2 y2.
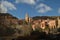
25 12 29 23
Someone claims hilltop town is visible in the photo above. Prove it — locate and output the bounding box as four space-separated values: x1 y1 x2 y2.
0 13 60 40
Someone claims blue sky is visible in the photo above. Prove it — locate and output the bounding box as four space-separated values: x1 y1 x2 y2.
0 0 60 19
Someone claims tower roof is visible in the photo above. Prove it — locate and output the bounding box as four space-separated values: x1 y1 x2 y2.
25 12 29 17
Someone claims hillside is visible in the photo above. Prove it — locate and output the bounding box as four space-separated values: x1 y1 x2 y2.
0 13 18 36
32 16 60 20
0 13 18 19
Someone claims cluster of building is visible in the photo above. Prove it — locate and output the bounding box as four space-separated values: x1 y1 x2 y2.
21 13 60 32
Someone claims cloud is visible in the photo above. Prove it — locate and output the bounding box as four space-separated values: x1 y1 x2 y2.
36 3 52 13
0 1 16 13
0 4 7 13
15 0 36 5
58 8 60 13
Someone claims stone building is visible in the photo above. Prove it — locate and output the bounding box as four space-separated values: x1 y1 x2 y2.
25 12 32 22
25 13 29 23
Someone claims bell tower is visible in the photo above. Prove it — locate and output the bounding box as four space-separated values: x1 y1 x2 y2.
25 12 29 23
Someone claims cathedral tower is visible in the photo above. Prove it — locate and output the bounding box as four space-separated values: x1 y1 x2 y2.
25 13 29 23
